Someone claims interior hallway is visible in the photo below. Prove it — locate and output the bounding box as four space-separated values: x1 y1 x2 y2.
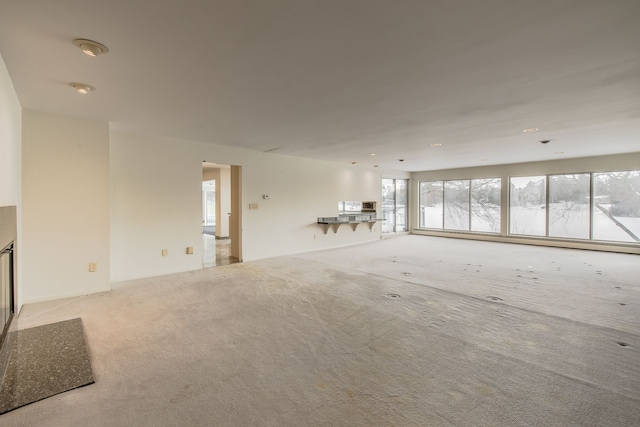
3 236 639 426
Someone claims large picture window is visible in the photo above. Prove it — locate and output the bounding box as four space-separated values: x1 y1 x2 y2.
444 180 469 231
382 179 408 234
509 176 546 236
471 178 501 233
507 171 640 243
593 171 640 242
420 170 639 245
420 178 501 233
419 181 443 228
548 174 590 239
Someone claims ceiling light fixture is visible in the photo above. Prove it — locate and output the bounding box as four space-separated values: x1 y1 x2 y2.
69 82 95 94
370 153 376 156
351 161 358 165
398 159 405 162
430 143 442 147
73 39 109 57
539 140 551 144
522 127 539 133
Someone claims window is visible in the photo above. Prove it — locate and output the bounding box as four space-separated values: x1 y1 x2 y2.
444 180 470 231
202 180 216 226
509 176 546 236
548 174 590 239
593 171 640 242
508 170 639 243
419 181 443 228
338 201 362 213
382 179 408 233
420 178 501 233
420 170 639 245
471 178 501 233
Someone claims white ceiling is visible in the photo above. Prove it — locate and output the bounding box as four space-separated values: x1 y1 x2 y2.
1 0 639 172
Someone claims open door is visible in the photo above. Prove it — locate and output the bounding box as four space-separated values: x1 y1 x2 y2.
202 162 242 265
230 165 242 261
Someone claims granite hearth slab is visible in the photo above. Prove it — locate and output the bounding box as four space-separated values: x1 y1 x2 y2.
0 318 94 414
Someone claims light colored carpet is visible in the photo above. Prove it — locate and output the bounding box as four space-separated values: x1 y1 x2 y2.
4 235 640 426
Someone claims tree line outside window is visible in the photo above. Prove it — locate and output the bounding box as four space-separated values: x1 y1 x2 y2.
419 170 640 244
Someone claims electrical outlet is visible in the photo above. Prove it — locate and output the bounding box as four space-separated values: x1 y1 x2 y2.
89 262 97 272
162 249 168 256
186 247 194 254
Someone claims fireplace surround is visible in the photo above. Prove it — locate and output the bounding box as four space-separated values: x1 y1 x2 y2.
0 206 17 375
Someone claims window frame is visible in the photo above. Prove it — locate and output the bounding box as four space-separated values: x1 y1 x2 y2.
419 178 501 234
417 169 639 246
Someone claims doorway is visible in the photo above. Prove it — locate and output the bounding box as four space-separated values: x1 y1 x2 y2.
202 162 241 267
382 178 408 234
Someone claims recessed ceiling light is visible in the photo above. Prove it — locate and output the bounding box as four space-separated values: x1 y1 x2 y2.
481 158 489 162
539 139 551 144
398 159 405 162
430 143 442 147
554 151 564 154
351 161 357 165
373 165 379 168
73 39 109 56
69 82 95 94
370 153 376 157
522 127 539 133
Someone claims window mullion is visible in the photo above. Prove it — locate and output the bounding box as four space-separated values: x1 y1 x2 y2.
468 180 472 231
441 181 445 229
545 176 550 237
589 173 594 240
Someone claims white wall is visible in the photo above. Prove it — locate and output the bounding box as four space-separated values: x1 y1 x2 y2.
110 132 203 281
241 153 380 260
110 131 381 282
410 152 640 254
0 53 22 310
0 54 21 208
22 110 110 303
